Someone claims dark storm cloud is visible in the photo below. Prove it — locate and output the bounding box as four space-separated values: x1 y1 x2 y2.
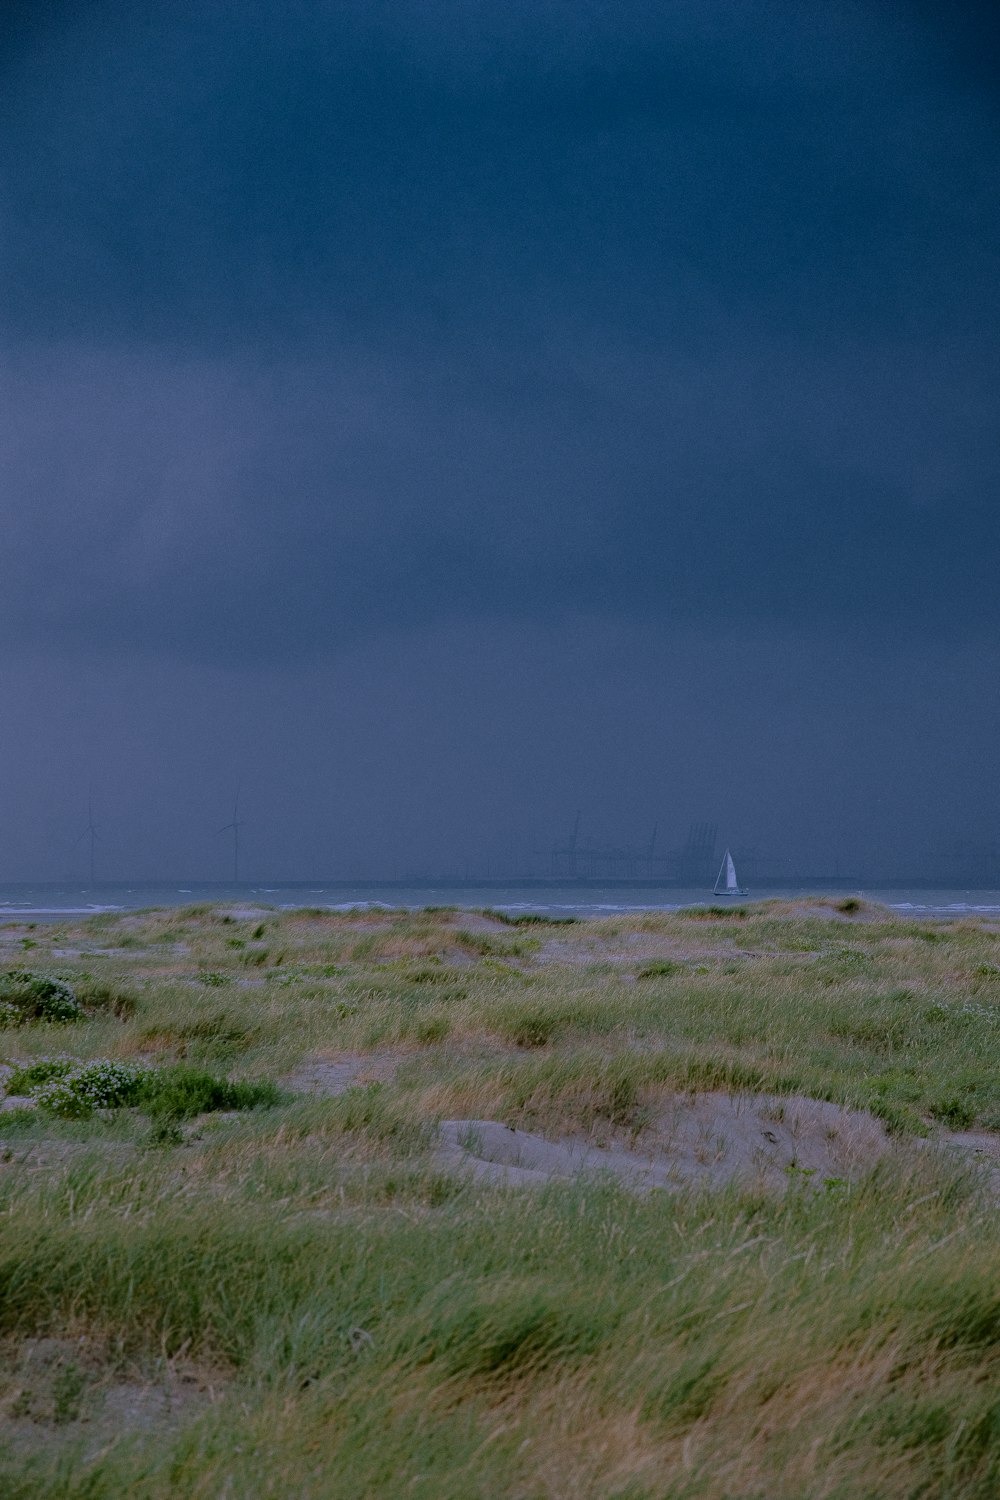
2 1 998 662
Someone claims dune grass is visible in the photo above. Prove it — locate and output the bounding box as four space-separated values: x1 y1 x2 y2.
0 900 997 1495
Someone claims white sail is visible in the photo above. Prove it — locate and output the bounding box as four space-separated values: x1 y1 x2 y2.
714 848 746 896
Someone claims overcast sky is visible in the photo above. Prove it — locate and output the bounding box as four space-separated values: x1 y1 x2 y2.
1 2 998 881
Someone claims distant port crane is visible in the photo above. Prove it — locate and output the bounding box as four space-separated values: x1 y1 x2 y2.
551 817 718 883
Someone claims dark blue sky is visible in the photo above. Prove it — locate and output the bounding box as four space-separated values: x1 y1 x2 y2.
1 2 998 879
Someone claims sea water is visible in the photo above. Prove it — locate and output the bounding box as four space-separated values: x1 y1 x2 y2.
1 881 998 921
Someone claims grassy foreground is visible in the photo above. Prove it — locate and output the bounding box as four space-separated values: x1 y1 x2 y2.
0 899 997 1497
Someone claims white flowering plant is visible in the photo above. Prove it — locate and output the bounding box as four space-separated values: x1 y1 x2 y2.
31 1075 95 1119
4 1056 76 1094
5 1055 280 1125
29 1059 151 1118
0 971 83 1025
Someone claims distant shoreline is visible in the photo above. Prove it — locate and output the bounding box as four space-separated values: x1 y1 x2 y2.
4 881 1000 923
0 876 996 892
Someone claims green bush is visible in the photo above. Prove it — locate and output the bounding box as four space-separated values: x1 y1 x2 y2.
136 1066 282 1121
10 1058 280 1123
5 1057 75 1094
0 971 83 1025
32 1060 150 1117
31 1077 94 1119
929 1095 976 1131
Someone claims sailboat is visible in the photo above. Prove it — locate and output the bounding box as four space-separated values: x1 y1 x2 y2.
713 848 748 897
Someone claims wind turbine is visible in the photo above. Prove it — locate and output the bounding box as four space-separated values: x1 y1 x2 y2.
76 795 100 884
218 785 244 884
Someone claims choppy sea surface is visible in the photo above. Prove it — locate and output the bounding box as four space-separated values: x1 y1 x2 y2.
1 882 998 921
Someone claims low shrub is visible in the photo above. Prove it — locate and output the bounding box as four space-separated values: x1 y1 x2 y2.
31 1077 96 1119
33 1060 150 1117
5 1057 76 1094
10 1059 280 1123
137 1066 282 1121
929 1095 976 1131
0 972 83 1025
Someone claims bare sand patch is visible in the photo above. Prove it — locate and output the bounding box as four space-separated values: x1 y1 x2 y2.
0 1094 37 1114
437 1091 893 1192
0 1334 224 1460
937 1129 1000 1194
533 929 796 970
284 1049 403 1095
